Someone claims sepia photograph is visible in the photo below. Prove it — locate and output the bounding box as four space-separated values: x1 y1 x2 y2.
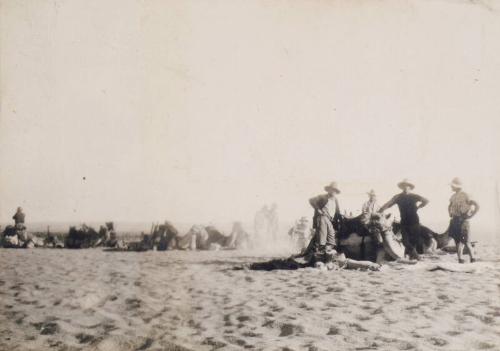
1 0 499 350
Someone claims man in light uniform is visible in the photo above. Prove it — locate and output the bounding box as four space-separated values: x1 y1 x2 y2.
309 181 341 254
361 189 379 222
448 178 479 263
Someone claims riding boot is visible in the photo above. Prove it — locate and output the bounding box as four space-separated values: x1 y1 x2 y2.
324 245 335 263
314 245 326 263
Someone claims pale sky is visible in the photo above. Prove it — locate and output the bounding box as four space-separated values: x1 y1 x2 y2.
1 0 500 231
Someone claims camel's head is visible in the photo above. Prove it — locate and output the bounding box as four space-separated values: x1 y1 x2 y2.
367 212 394 234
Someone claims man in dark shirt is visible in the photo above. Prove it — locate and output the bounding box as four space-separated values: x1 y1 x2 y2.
379 179 429 260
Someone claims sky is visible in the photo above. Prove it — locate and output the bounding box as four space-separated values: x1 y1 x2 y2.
1 0 500 233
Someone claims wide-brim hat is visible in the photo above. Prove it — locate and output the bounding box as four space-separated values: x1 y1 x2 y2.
450 177 463 188
324 181 341 194
367 189 376 196
397 179 415 190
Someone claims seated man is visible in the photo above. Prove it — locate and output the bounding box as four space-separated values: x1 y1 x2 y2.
361 190 380 224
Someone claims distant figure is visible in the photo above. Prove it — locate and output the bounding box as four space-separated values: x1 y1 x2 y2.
288 217 310 251
309 181 341 255
227 221 251 249
267 203 279 242
362 190 380 218
12 207 25 229
379 179 429 260
448 178 479 264
105 222 118 247
254 205 269 244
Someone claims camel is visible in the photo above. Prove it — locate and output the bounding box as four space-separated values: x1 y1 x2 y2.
428 224 475 255
176 225 204 250
65 224 107 249
147 221 179 251
175 223 251 251
335 213 404 263
1 225 40 248
390 221 463 254
44 231 65 248
298 213 407 264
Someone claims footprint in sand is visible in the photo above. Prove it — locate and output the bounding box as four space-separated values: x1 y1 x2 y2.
75 333 97 344
356 314 372 322
325 302 340 308
476 341 497 350
32 321 60 335
326 286 344 293
445 330 462 336
271 305 284 313
327 326 340 335
245 276 255 283
242 331 263 338
224 335 248 347
202 337 227 349
223 314 233 327
124 297 142 310
428 336 448 347
136 337 154 350
346 322 368 333
279 323 305 337
236 315 252 323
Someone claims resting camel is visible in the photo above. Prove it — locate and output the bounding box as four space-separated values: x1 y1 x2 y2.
177 223 251 250
299 212 437 264
1 225 41 249
250 214 394 271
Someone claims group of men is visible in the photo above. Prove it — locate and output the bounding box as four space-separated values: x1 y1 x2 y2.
309 178 479 263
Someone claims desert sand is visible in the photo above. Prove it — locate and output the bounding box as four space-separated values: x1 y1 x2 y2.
0 245 499 351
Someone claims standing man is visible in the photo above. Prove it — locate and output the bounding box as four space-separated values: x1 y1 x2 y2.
378 179 429 260
253 205 268 248
448 178 479 263
267 203 279 243
309 181 341 254
13 207 25 229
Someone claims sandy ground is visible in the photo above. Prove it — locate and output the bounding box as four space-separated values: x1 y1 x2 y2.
0 245 499 351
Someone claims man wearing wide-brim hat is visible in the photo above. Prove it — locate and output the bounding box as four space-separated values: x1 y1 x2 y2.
448 177 479 263
307 181 342 255
378 179 429 260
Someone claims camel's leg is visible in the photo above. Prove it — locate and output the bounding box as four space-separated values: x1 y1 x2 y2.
344 259 380 271
423 238 437 254
376 248 387 265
